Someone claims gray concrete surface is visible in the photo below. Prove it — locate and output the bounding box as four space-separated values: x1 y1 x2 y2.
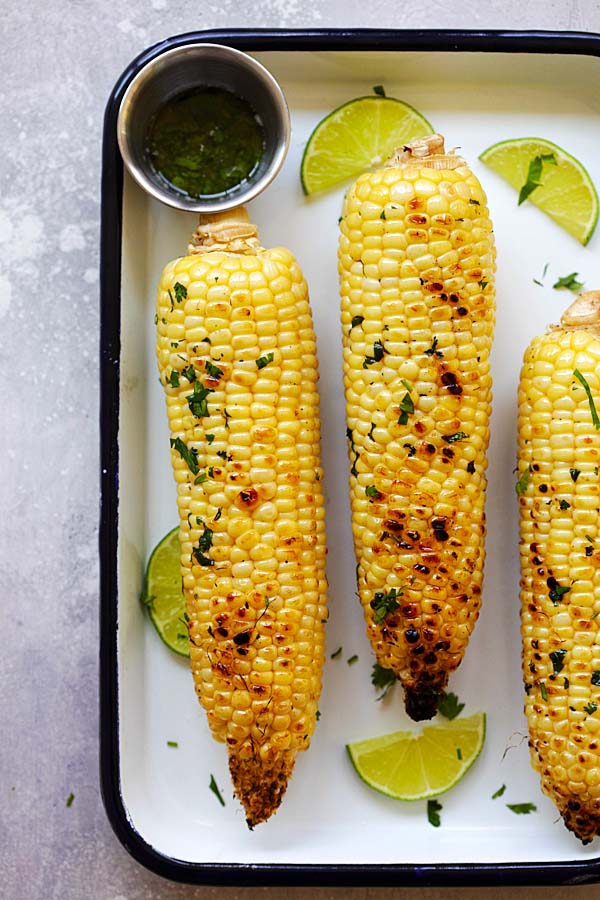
2 1 600 897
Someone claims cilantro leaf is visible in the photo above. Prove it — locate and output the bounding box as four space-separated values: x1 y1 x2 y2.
554 272 584 293
371 663 398 700
170 437 199 475
518 153 557 205
507 802 537 815
515 464 531 496
574 369 600 430
427 799 442 827
437 691 465 721
209 774 225 807
491 784 506 799
372 587 401 625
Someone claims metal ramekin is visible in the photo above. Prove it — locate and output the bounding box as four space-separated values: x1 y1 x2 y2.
117 43 290 213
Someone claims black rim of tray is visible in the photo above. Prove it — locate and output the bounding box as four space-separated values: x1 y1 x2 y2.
100 27 600 887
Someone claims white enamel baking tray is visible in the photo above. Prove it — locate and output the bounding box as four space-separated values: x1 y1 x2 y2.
100 29 600 886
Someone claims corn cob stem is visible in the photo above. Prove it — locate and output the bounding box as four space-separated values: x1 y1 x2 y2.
339 133 495 720
519 292 600 843
156 209 327 826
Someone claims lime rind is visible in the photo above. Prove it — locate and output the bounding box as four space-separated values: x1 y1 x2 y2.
301 95 433 196
479 136 598 245
141 526 190 658
346 712 486 801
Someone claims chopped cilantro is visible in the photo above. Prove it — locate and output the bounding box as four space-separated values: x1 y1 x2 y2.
223 408 231 429
168 369 180 388
347 654 359 666
206 434 215 444
209 774 225 807
346 427 360 478
518 153 557 205
173 282 187 303
205 360 224 378
194 471 208 485
427 799 442 827
570 468 581 482
424 336 443 358
372 587 401 625
187 382 212 417
507 802 537 815
467 460 476 474
559 499 570 510
192 526 214 567
550 649 567 674
549 582 571 605
515 465 531 496
437 691 465 721
371 663 397 700
350 315 365 330
365 485 380 498
380 209 386 220
442 431 468 444
170 438 199 475
492 784 506 800
256 352 275 370
330 646 342 659
540 682 548 701
554 272 584 293
456 747 462 760
66 792 74 808
316 710 321 721
574 369 600 430
373 84 386 96
182 364 196 382
214 508 222 521
584 701 598 715
591 671 600 686
398 388 414 426
363 340 386 368
167 740 178 748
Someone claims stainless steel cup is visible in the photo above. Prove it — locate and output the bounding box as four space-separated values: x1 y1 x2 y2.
117 43 290 212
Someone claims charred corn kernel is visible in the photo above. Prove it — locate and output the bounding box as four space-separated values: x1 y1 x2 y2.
339 135 495 721
156 208 327 828
518 291 600 844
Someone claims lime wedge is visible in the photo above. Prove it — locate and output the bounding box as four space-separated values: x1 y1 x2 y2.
300 95 433 195
479 137 598 245
346 712 485 801
141 526 189 658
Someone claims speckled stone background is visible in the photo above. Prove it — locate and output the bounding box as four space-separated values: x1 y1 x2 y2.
2 1 600 898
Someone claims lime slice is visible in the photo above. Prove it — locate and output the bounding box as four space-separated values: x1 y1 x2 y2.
141 526 189 658
346 712 485 801
300 96 433 195
479 137 598 245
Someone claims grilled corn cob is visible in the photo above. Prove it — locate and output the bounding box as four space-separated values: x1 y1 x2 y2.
155 208 327 827
338 134 496 720
518 291 600 843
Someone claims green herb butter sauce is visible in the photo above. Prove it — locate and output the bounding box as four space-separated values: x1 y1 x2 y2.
146 87 265 198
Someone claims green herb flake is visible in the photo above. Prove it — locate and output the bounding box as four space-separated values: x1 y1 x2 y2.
427 799 442 827
591 671 600 685
347 654 359 666
66 792 74 808
438 691 465 721
570 468 581 482
167 740 178 748
168 369 180 388
593 611 600 620
585 701 598 715
372 587 402 625
549 582 571 605
404 443 416 457
173 282 187 303
564 677 570 689
371 662 397 700
217 450 232 461
540 682 548 701
479 280 488 290
373 84 386 97
214 508 222 521
183 364 196 383
194 471 208 485
365 485 380 499
507 802 537 815
554 273 584 293
515 465 531 496
492 784 506 800
206 434 215 444
346 427 360 478
424 336 443 358
574 369 600 430
192 526 214 567
316 710 321 721
518 153 557 205
456 747 462 760
467 460 476 474
442 431 469 444
559 499 570 510
205 360 224 378
550 649 567 674
350 315 365 330
368 422 376 441
398 390 415 426
170 437 199 475
380 209 386 220
154 313 159 325
363 340 386 368
331 646 343 659
256 352 275 370
223 408 231 429
209 774 225 807
187 382 213 418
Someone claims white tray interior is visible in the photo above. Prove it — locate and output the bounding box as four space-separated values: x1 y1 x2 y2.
116 47 600 867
